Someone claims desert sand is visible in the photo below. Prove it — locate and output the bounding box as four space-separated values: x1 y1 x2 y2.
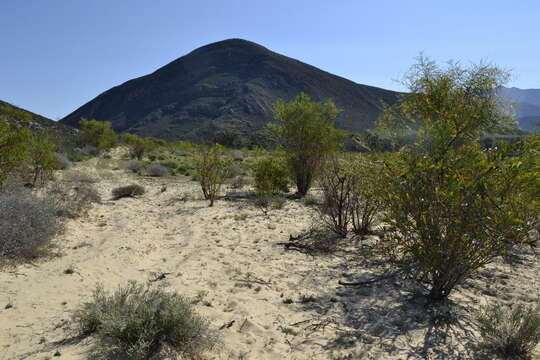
1 155 539 360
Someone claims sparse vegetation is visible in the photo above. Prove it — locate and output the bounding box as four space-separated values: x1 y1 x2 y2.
112 184 145 200
127 160 143 173
476 301 540 359
122 133 149 160
71 281 216 359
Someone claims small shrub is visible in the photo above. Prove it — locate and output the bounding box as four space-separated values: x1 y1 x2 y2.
112 184 145 200
476 301 540 359
49 181 101 218
146 164 168 177
0 191 63 262
253 157 289 196
192 144 231 206
160 160 179 171
71 282 216 359
126 160 143 173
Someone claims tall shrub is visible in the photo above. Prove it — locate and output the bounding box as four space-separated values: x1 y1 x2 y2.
192 144 231 206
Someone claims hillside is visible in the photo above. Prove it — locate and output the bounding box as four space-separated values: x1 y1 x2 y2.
500 87 540 132
60 39 399 144
0 100 78 144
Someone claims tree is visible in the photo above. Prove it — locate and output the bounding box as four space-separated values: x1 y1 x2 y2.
270 93 346 196
26 130 60 186
377 57 539 301
192 144 231 206
79 118 116 151
123 133 148 160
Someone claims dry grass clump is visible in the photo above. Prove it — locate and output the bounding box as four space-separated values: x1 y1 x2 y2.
112 184 145 200
0 190 63 262
476 301 540 359
71 281 216 359
49 181 101 218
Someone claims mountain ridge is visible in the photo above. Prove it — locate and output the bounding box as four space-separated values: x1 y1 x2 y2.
60 39 400 144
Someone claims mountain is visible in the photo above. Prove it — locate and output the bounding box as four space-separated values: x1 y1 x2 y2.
1 100 78 143
60 39 399 144
499 87 540 132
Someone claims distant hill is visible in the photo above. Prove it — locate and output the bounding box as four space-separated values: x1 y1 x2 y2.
1 100 78 145
60 39 399 144
499 87 540 132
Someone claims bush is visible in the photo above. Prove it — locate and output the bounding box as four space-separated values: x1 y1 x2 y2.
270 92 346 196
192 144 231 206
0 191 63 262
253 157 289 196
146 164 168 177
122 133 148 160
79 118 116 151
49 181 101 218
476 301 540 359
25 130 60 187
112 184 145 200
126 160 143 173
377 58 538 300
0 113 31 186
71 281 216 360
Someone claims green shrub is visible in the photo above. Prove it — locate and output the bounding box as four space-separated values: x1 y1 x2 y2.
253 157 289 196
112 184 145 200
0 114 31 186
0 190 63 262
476 301 540 359
122 133 148 160
25 130 60 187
192 144 231 206
71 282 216 359
270 92 346 196
376 58 538 300
79 118 116 151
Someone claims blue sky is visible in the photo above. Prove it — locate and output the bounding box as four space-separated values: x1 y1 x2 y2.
1 0 538 119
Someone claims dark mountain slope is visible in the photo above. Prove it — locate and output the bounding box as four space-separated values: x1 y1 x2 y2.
60 39 399 143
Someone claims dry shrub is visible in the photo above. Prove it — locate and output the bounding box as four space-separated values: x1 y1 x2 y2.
476 301 540 359
0 190 63 262
112 184 145 200
146 164 168 177
127 160 143 173
72 281 216 359
49 181 101 218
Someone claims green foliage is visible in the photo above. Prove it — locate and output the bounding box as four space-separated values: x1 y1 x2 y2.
253 156 289 196
112 184 145 200
192 144 231 206
71 281 216 360
377 57 539 300
79 118 116 151
476 301 540 359
270 92 346 196
26 130 60 186
0 114 31 186
122 133 148 160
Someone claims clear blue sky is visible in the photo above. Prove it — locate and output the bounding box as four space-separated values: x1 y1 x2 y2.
1 0 538 119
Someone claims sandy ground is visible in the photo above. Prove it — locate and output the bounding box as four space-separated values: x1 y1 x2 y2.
1 156 539 360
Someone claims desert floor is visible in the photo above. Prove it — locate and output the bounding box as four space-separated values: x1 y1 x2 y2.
1 156 539 360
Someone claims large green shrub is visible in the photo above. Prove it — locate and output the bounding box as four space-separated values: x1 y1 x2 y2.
253 156 289 196
192 144 231 206
0 111 31 186
79 118 116 151
71 281 216 359
270 92 346 196
376 57 539 300
26 130 60 186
